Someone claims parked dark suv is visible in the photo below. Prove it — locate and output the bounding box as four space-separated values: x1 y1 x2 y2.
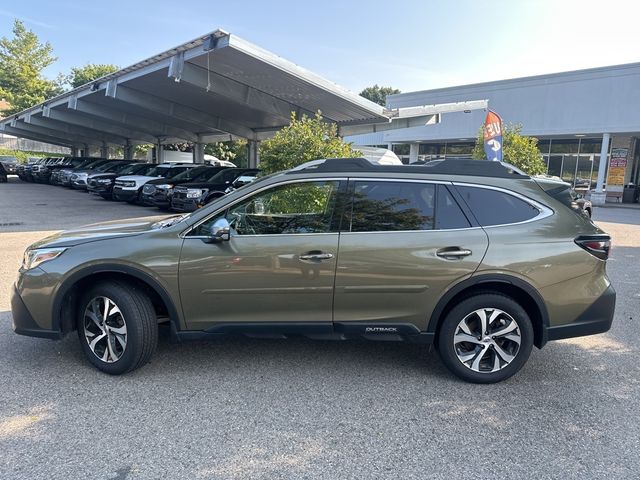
11 158 615 383
141 165 228 209
170 168 260 212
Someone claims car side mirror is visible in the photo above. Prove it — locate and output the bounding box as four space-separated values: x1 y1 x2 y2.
204 218 231 243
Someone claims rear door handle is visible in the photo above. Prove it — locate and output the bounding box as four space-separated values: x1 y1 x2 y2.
436 248 472 259
299 252 334 261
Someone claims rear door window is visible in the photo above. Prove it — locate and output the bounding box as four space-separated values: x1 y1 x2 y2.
455 185 540 226
436 185 471 229
349 181 436 232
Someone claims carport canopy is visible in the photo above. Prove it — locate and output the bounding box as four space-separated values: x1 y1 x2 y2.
0 29 392 164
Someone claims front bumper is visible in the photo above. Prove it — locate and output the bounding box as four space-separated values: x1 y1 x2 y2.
170 196 200 212
11 285 61 339
87 184 113 195
112 187 138 201
546 285 616 341
72 179 88 189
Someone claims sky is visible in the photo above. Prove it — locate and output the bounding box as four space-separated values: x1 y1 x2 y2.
1 0 640 95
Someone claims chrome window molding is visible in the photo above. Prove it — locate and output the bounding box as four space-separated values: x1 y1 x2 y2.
181 177 347 239
451 181 554 228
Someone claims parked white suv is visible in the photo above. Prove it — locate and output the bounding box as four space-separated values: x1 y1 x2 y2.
112 163 195 203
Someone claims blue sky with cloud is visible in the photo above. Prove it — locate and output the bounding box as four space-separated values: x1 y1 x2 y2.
1 0 638 94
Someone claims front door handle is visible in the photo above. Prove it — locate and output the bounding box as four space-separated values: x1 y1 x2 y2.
436 248 472 259
299 252 334 261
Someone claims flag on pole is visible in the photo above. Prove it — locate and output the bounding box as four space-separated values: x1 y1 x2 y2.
483 110 503 161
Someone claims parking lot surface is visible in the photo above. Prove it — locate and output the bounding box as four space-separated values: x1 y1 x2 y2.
1 177 639 479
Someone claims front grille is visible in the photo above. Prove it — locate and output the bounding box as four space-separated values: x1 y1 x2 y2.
142 184 155 194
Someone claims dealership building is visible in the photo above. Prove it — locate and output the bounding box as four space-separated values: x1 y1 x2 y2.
347 62 640 203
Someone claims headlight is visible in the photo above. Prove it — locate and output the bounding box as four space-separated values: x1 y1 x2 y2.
186 188 207 199
22 248 66 271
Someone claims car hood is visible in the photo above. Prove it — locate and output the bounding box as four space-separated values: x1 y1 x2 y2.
88 172 118 180
30 215 176 248
116 175 165 184
177 182 227 190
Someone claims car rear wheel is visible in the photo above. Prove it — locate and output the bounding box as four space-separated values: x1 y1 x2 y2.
437 293 533 383
77 281 158 375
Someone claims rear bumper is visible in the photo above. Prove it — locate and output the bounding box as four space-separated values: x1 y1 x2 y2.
11 286 61 340
546 285 616 341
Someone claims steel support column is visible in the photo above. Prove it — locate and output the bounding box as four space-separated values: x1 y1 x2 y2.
248 140 260 168
409 143 419 164
592 133 611 206
100 143 109 159
155 139 164 164
193 143 205 164
123 140 133 160
71 146 78 157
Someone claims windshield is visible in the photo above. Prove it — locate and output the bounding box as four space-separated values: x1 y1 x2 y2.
80 159 107 170
205 169 244 183
146 166 171 177
95 162 123 173
170 166 218 181
119 163 150 175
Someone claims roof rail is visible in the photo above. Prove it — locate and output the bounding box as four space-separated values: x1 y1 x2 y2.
287 157 528 178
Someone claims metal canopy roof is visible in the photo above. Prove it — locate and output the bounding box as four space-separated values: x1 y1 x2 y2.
0 30 388 149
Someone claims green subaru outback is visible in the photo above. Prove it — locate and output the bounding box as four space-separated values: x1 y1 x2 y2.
11 158 615 383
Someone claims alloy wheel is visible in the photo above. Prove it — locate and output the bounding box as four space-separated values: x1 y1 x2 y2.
453 308 522 373
83 296 127 363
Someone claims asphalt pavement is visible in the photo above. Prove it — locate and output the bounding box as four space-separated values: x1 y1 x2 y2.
1 176 639 480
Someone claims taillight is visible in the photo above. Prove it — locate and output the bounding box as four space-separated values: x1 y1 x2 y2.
575 235 611 260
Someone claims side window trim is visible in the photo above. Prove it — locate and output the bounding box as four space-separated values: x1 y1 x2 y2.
443 184 480 228
451 182 553 227
183 178 347 238
343 178 477 233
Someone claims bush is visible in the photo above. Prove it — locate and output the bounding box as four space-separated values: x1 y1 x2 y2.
259 112 360 174
472 123 546 175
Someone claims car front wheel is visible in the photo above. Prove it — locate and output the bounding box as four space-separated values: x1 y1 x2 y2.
437 293 533 383
77 281 158 375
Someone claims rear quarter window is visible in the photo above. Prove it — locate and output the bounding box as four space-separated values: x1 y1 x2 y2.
455 185 540 226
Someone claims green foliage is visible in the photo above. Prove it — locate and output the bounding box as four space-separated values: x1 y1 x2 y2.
259 112 359 174
205 140 248 166
66 63 119 88
0 20 62 115
134 144 153 158
359 84 401 106
472 123 546 175
0 147 62 163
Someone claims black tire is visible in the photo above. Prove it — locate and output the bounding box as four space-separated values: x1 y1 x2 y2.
585 207 592 218
437 293 533 384
76 281 158 375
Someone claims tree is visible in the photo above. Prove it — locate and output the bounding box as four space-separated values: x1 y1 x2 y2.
472 123 546 175
205 140 248 165
359 84 401 107
0 20 62 115
66 63 119 88
259 112 360 174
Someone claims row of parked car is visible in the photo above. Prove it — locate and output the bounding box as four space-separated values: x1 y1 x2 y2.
16 156 260 212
